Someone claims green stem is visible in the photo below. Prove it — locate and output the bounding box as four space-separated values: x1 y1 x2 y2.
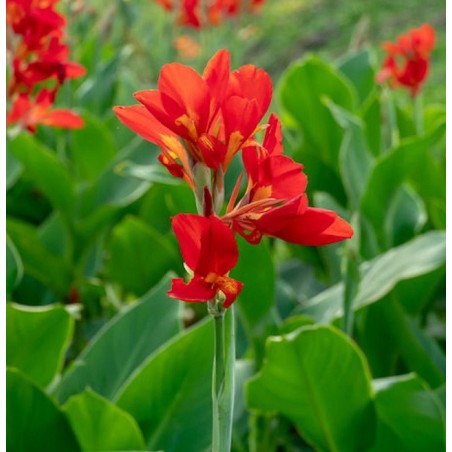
384 88 399 149
211 303 235 452
413 92 424 136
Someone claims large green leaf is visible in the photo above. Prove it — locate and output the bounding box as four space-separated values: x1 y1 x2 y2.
7 303 74 388
6 218 72 295
371 374 445 451
106 216 180 295
7 133 75 217
63 389 146 451
6 235 23 298
278 55 355 168
299 231 446 323
71 113 117 182
7 368 80 452
55 275 181 402
246 325 376 451
360 91 382 156
116 319 214 452
361 122 446 245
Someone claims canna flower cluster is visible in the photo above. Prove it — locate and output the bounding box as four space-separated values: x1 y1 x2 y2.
114 50 353 309
376 24 436 97
6 0 86 132
154 0 265 29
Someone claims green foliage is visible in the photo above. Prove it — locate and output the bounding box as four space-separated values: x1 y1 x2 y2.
247 325 376 451
371 374 445 451
55 276 181 402
116 319 214 452
7 368 80 452
7 303 74 388
63 389 146 451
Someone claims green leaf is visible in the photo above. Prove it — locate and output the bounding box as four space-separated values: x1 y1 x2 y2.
55 275 181 402
6 235 23 298
116 161 183 185
6 218 72 295
383 185 427 247
371 374 445 451
139 183 197 235
338 48 376 105
231 237 276 333
6 149 22 189
7 134 75 217
278 55 355 167
326 100 374 209
361 122 446 246
360 91 382 156
7 368 80 452
106 216 180 295
246 325 376 451
116 319 214 452
63 389 146 451
7 303 74 388
298 231 446 323
71 113 117 182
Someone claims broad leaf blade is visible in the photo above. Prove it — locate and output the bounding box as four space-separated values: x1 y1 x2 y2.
63 389 146 451
246 325 376 451
7 368 80 452
55 275 181 402
7 303 74 388
116 319 214 452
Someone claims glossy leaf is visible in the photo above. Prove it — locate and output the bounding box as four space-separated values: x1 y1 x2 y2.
55 275 181 402
7 368 79 452
246 325 376 451
116 319 214 452
298 231 446 323
106 216 180 295
371 374 445 451
7 134 75 217
63 389 146 451
7 303 74 388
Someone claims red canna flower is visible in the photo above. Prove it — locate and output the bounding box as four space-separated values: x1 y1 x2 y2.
7 0 86 132
376 24 436 97
153 0 266 28
7 89 84 133
168 214 243 307
223 114 353 246
113 49 271 182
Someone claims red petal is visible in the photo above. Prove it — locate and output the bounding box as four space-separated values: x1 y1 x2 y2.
227 64 272 116
168 276 216 302
113 104 176 145
267 207 353 246
215 276 244 308
254 155 307 201
197 216 239 276
172 214 209 271
158 62 211 134
203 49 231 108
41 109 84 129
263 113 283 155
